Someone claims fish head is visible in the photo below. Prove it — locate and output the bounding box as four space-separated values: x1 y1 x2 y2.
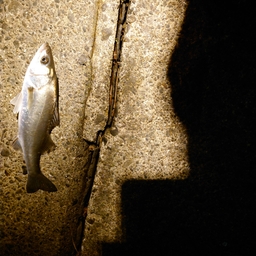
28 43 56 78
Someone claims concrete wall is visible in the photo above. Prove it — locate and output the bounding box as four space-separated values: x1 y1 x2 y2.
1 0 187 255
2 0 256 255
81 1 188 255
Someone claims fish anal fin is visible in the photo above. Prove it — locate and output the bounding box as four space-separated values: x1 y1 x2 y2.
41 135 56 154
10 92 22 114
12 138 22 151
26 173 57 193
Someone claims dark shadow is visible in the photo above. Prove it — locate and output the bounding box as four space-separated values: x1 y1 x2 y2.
104 179 256 256
102 0 256 255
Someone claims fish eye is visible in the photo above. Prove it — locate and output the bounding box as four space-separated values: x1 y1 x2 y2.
41 56 49 64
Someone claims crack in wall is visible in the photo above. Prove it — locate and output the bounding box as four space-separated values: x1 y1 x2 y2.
108 0 130 126
76 0 130 253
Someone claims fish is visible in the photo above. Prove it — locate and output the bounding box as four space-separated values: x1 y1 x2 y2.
10 43 59 193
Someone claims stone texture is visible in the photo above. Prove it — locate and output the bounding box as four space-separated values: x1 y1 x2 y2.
81 1 188 255
3 0 255 255
1 0 189 255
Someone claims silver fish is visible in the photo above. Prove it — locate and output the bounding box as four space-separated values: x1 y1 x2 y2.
11 43 59 193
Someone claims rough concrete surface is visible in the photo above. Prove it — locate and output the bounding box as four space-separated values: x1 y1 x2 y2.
81 1 189 255
1 0 188 255
2 0 255 255
83 0 119 142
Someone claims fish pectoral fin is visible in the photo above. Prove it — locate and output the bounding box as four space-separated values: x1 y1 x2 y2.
42 135 56 154
12 138 22 151
27 173 57 193
10 92 22 114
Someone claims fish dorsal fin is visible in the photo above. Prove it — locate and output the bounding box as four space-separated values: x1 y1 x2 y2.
10 92 22 114
51 100 60 129
49 78 60 132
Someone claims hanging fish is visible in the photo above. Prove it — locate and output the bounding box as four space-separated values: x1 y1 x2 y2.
11 43 59 193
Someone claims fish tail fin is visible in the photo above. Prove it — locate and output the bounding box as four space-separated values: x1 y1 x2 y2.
26 173 57 193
